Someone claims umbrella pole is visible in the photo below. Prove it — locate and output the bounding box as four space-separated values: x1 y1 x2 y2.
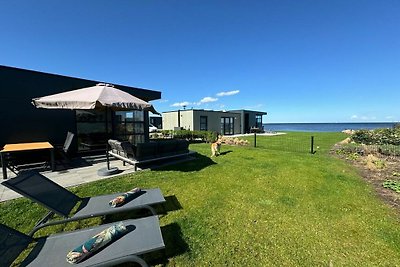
106 108 110 170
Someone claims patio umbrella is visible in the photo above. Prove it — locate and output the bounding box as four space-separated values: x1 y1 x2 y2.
32 83 159 114
31 83 159 175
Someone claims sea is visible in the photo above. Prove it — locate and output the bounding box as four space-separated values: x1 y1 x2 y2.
263 122 399 132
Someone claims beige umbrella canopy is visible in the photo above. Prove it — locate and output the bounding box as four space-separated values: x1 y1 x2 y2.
32 83 159 114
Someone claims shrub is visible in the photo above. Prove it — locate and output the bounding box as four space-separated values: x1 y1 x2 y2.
351 128 400 146
171 129 218 143
383 180 400 193
378 145 400 157
351 130 375 145
335 143 364 156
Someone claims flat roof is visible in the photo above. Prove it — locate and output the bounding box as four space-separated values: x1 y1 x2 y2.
0 65 162 101
163 108 267 115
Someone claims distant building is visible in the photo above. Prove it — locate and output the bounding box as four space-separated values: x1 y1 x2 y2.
228 110 267 133
162 109 267 135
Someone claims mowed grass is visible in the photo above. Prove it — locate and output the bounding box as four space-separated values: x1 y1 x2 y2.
1 132 400 266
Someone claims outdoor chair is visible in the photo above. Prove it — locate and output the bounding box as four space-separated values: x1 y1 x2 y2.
0 216 165 267
55 131 75 164
1 171 166 236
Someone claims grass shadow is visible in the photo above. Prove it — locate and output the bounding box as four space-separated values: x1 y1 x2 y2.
145 222 189 266
155 153 216 172
219 150 233 156
160 195 183 215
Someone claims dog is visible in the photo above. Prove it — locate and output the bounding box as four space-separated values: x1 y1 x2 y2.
211 137 222 157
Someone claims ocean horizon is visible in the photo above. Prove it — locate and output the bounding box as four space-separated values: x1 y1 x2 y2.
263 122 399 132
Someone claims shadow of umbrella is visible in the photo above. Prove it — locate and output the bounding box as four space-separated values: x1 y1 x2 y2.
31 83 159 175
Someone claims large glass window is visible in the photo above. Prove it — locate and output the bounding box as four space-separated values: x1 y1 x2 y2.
114 111 145 145
220 117 234 135
255 114 262 128
76 110 146 152
200 116 208 131
76 110 111 152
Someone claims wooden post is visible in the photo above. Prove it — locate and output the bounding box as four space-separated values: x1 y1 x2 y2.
310 136 314 154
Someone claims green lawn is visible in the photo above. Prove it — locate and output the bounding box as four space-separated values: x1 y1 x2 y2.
2 132 400 266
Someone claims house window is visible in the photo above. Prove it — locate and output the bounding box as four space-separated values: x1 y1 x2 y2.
200 116 208 131
114 110 145 145
76 110 112 152
220 117 234 135
255 114 262 128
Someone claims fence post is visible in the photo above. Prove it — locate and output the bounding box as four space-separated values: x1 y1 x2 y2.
254 132 257 147
310 136 314 154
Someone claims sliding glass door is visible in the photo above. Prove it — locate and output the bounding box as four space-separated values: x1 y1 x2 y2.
220 117 234 135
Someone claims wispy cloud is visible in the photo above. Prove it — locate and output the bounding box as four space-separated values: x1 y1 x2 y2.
216 90 240 97
154 99 169 103
242 103 264 110
171 101 191 107
199 97 218 104
351 114 377 121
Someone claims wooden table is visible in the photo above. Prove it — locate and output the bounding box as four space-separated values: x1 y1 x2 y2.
1 142 55 179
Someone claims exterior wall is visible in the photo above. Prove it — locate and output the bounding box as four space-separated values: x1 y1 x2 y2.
162 110 193 130
192 110 241 134
162 112 179 130
180 110 194 130
0 66 161 151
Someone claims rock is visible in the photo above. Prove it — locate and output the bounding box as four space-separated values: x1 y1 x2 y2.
342 129 355 135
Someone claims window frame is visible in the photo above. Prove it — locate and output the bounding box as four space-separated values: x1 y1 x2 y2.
200 116 208 131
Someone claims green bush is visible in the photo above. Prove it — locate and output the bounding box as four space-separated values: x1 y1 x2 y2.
351 130 375 145
171 129 218 143
378 145 400 156
383 180 400 193
336 143 364 156
351 127 400 146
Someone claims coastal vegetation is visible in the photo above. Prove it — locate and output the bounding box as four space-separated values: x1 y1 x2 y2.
1 132 400 266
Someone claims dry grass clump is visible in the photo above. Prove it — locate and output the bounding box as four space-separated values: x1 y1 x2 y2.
365 154 386 170
220 136 249 146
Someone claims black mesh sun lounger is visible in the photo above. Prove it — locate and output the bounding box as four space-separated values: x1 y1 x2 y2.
2 171 166 235
0 216 165 267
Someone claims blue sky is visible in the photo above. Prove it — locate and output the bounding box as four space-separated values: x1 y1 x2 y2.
1 0 399 123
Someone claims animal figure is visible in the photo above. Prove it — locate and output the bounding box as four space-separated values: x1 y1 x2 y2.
211 136 222 157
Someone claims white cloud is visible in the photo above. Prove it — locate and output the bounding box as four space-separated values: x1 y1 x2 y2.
351 114 378 121
242 104 264 109
351 115 358 119
199 97 218 104
171 101 191 107
216 90 240 97
155 99 169 103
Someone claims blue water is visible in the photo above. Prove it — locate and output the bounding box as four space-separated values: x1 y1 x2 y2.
263 122 398 132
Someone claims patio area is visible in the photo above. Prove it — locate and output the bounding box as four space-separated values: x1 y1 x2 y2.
0 155 195 202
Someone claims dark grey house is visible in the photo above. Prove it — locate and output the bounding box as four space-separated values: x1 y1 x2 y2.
228 110 267 133
0 65 161 154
